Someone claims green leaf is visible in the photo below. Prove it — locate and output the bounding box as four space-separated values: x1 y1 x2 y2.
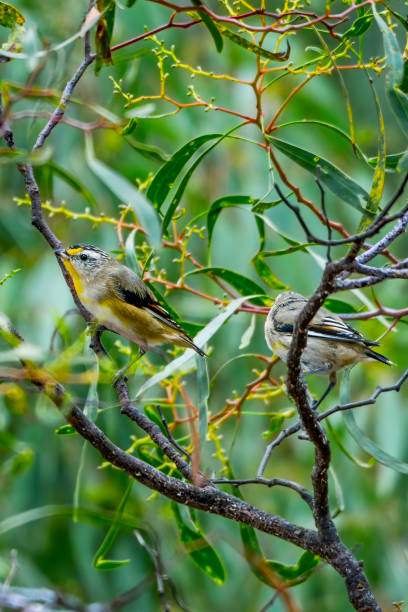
0 146 51 165
126 0 138 6
172 503 225 584
144 405 167 434
341 368 408 474
135 296 252 400
93 479 134 570
196 355 209 450
207 195 257 247
161 125 243 233
326 420 375 469
47 161 98 209
251 253 288 290
0 2 25 28
267 136 370 214
358 79 386 230
55 424 77 436
368 152 405 170
85 133 161 247
262 414 284 439
322 298 358 314
125 228 139 274
219 27 290 62
373 5 408 135
0 267 21 286
185 267 269 306
258 242 316 257
125 135 169 163
147 134 222 210
190 0 223 52
239 313 256 350
95 0 115 74
342 14 373 39
266 551 319 581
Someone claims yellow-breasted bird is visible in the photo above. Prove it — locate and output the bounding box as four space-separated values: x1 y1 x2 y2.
56 244 205 357
265 291 392 384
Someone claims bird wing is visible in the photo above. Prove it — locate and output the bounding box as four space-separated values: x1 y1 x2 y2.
307 315 379 346
273 310 379 347
108 268 195 339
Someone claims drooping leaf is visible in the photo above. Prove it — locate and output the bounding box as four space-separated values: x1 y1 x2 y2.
342 14 373 39
358 79 386 230
239 313 256 350
85 133 161 247
0 267 21 286
368 152 405 171
267 136 370 214
190 0 223 52
125 135 169 163
373 5 408 136
251 253 289 290
207 195 257 246
322 298 359 314
341 368 408 474
266 551 319 581
93 479 133 570
196 355 209 450
219 27 290 62
147 134 222 210
161 125 243 233
172 503 226 584
95 0 115 74
47 161 98 209
185 267 269 305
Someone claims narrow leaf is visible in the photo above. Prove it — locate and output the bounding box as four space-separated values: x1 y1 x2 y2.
172 503 225 584
219 27 290 62
239 313 256 350
147 134 222 210
358 79 386 229
341 368 408 474
85 133 161 247
196 355 209 450
185 267 269 305
373 5 408 135
252 253 288 290
161 124 243 233
267 136 370 214
93 479 134 570
190 0 223 52
47 161 98 209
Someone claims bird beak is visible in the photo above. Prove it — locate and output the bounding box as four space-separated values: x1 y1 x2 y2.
55 248 68 260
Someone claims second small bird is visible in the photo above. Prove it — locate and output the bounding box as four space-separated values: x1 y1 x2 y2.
56 244 205 357
265 291 391 382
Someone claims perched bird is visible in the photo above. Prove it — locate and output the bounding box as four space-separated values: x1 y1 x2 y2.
55 244 205 357
265 291 392 384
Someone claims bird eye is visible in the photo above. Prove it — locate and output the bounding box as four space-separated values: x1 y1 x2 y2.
80 253 88 261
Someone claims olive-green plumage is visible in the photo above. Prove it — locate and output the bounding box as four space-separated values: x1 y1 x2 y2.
57 244 205 356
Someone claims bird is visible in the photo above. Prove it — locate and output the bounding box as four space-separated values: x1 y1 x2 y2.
265 291 392 387
55 244 205 358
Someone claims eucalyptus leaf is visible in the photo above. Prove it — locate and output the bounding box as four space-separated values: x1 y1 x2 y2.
267 136 370 214
85 133 161 247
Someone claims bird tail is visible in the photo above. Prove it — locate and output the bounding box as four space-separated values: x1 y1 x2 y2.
185 337 207 357
365 348 393 366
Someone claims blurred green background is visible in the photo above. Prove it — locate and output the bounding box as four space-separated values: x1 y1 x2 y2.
1 1 408 610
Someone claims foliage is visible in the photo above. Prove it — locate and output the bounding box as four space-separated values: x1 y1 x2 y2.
1 1 408 611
